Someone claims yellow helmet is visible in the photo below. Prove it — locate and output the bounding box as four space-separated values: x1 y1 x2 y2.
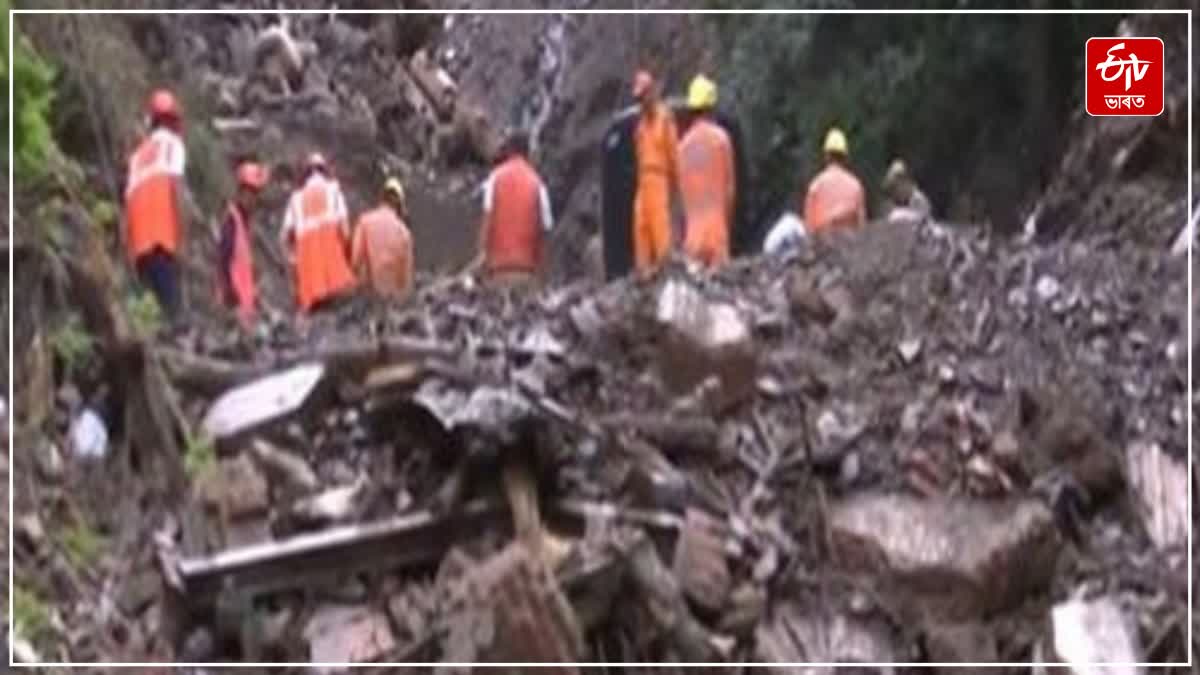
383 177 406 205
823 127 849 156
686 75 718 110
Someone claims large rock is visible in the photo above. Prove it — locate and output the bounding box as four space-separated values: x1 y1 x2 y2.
672 508 732 613
303 605 396 666
829 493 1060 620
1052 595 1142 675
654 279 757 410
754 601 898 671
197 454 269 521
1124 440 1186 551
443 542 584 669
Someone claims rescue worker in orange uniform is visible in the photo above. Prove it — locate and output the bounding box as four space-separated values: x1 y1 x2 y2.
351 178 415 301
631 69 681 275
678 75 735 269
475 130 554 289
217 161 269 327
124 89 192 324
279 153 357 313
802 127 867 233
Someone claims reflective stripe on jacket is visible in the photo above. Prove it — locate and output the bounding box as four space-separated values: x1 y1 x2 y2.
485 156 544 273
125 129 184 261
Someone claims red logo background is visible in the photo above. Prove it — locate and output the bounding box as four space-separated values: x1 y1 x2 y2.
1085 37 1164 117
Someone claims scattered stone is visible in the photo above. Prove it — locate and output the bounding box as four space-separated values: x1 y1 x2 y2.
654 279 757 409
16 513 45 549
117 569 162 617
304 605 396 665
830 493 1060 619
447 542 585 666
672 508 732 613
755 602 898 666
1051 595 1142 675
1035 275 1061 301
288 476 369 526
898 338 923 364
924 621 998 670
1124 440 1187 551
718 583 766 637
197 454 269 520
36 439 65 481
250 439 319 495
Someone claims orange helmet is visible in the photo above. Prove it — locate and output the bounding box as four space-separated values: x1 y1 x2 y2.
147 89 181 121
236 162 269 191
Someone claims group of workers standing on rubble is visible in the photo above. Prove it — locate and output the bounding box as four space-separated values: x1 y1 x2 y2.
123 71 933 330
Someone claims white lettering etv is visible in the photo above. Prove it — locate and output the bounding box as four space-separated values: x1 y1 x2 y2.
1095 42 1152 92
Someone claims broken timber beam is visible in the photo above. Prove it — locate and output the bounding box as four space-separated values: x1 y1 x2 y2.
176 499 506 602
174 499 743 605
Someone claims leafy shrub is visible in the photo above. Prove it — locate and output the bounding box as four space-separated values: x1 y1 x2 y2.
49 312 96 379
3 2 60 180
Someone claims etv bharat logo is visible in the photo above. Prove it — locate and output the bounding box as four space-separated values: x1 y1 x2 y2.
1086 38 1164 116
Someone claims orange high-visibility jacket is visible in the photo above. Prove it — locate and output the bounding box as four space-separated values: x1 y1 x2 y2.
282 174 356 311
484 156 546 273
633 103 680 272
679 118 735 267
223 201 257 323
124 128 186 262
802 163 866 233
351 204 414 298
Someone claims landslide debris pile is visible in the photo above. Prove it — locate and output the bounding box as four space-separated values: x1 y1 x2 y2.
13 219 1190 668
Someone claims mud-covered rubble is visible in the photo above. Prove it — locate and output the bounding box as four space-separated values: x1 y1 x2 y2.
13 215 1192 667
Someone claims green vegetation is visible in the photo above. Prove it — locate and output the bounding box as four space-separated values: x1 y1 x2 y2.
12 585 52 643
184 433 217 480
708 4 1122 234
49 312 96 379
126 289 164 337
61 519 107 571
3 1 60 180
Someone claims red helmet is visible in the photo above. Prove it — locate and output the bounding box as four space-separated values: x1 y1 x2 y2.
147 89 181 121
305 152 328 172
236 162 269 191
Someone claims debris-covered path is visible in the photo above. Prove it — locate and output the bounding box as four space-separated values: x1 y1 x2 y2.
12 213 1190 668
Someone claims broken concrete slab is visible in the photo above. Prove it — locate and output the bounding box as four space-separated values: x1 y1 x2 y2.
1124 440 1186 551
654 278 757 410
202 362 326 444
830 493 1060 620
304 604 396 664
672 508 732 613
1051 595 1143 675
